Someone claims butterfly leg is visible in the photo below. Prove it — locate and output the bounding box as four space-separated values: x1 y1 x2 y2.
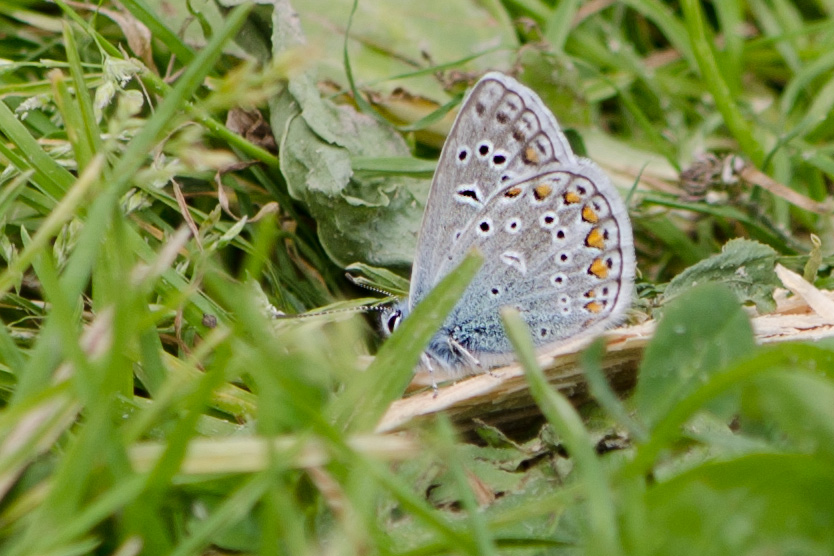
420 353 439 397
448 337 488 374
449 338 500 377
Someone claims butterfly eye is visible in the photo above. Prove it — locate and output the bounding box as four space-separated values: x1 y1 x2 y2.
385 310 403 334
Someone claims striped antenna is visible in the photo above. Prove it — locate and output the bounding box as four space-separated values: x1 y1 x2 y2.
270 272 401 321
271 299 394 320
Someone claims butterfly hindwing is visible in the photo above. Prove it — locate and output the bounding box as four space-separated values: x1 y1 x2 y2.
432 161 634 366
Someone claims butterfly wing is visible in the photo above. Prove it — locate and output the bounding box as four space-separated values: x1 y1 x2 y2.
434 161 634 366
409 73 577 308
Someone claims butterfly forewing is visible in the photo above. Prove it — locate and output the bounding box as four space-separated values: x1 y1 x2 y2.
410 73 577 307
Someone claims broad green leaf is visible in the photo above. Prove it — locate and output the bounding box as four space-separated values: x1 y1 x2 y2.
664 238 780 313
273 76 428 267
635 283 755 428
742 369 834 461
290 0 517 99
429 440 551 507
646 454 834 556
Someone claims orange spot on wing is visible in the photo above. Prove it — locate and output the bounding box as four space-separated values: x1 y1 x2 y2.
582 205 599 223
589 258 609 279
524 146 539 164
533 184 552 200
585 227 605 249
564 191 581 204
505 186 523 198
585 300 605 313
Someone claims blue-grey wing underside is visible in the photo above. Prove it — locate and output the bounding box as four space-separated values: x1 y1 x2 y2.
409 73 577 307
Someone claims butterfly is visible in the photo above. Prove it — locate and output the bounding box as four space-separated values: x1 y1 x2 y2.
382 72 635 378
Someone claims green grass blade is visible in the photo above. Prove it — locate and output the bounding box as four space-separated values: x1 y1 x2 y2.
502 307 622 556
681 0 765 167
544 0 579 53
333 251 483 432
61 21 100 168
